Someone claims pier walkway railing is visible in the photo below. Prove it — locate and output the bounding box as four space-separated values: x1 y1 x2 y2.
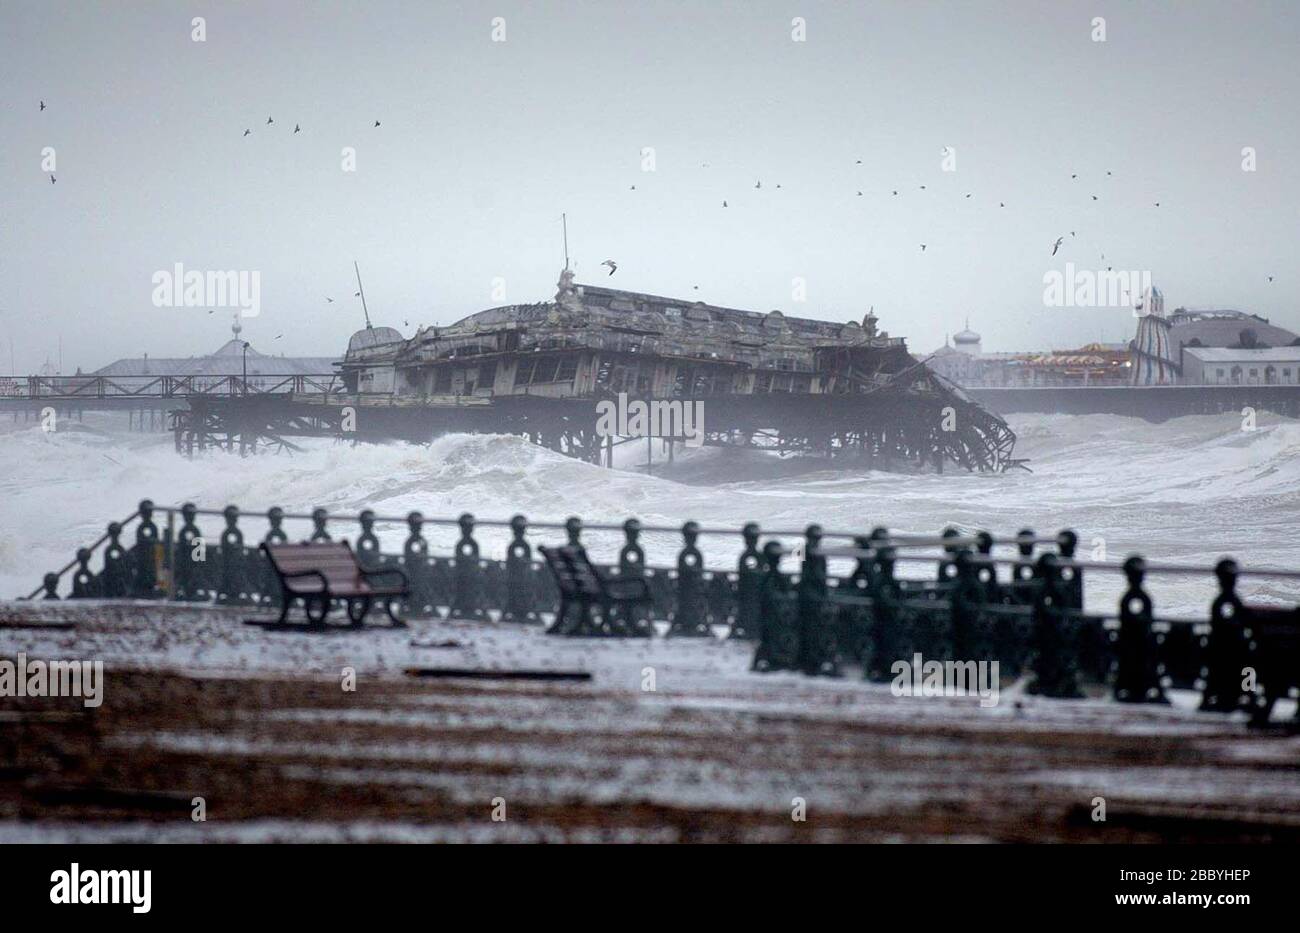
0 373 341 402
21 500 1300 724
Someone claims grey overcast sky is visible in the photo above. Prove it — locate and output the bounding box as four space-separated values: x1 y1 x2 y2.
1 0 1297 372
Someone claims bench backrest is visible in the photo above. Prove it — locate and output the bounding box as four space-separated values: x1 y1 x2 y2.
264 541 363 591
540 545 604 598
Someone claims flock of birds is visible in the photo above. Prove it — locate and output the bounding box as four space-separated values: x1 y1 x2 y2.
241 116 381 137
610 148 1278 287
34 101 1276 290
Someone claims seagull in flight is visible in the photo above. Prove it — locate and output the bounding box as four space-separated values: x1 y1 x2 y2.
294 124 301 134
920 244 927 252
267 116 274 124
755 180 761 189
1051 236 1064 256
374 120 381 127
722 200 728 207
325 297 334 304
601 260 618 276
50 174 56 185
39 100 46 111
243 129 251 137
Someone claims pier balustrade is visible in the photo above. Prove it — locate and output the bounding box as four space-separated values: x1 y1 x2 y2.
23 500 1300 723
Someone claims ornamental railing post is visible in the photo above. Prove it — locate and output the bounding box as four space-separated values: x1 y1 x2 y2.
1027 553 1083 698
310 507 331 542
101 522 129 598
1200 559 1250 713
616 518 651 636
732 523 763 640
451 512 486 621
131 499 159 599
502 514 537 623
217 505 247 605
402 511 433 618
669 521 709 637
865 545 902 683
752 541 798 672
797 523 838 677
1113 556 1168 704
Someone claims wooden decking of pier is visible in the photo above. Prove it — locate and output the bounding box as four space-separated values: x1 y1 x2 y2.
1 601 1296 843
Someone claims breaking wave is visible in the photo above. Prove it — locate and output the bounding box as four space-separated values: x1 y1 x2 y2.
3 409 1300 611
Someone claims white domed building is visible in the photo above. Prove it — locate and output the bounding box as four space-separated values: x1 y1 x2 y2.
929 319 983 384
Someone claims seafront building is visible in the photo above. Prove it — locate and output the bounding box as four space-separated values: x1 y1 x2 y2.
934 283 1300 388
89 315 338 388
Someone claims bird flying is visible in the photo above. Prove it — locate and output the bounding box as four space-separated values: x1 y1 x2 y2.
39 100 46 111
1051 237 1063 256
601 260 618 276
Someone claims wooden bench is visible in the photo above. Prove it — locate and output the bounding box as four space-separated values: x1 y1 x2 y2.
539 544 652 635
259 541 409 626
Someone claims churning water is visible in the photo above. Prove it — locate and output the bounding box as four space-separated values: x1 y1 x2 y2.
3 410 1298 615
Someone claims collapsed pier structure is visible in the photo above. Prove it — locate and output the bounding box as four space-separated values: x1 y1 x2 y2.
174 270 1018 471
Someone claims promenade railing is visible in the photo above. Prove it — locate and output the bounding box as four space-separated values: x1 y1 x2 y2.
22 500 1300 724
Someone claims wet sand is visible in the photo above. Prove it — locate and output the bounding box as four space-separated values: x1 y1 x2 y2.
1 601 1297 842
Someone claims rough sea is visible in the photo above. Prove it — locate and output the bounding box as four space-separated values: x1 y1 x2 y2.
3 409 1299 615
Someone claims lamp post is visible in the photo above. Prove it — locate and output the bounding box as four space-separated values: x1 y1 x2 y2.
242 341 250 395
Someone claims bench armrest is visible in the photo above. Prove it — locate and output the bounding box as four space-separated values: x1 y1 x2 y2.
280 569 329 592
603 577 651 601
360 566 409 590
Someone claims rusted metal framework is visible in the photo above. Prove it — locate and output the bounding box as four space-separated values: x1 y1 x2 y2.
0 373 340 401
170 272 1019 470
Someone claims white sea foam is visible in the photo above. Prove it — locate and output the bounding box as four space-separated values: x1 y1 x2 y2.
2 409 1299 614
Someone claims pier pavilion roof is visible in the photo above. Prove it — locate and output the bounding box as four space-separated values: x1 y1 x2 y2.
92 337 338 378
